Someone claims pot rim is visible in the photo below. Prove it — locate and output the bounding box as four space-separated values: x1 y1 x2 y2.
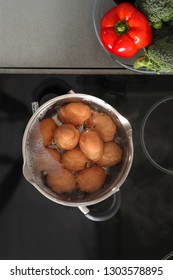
22 91 134 207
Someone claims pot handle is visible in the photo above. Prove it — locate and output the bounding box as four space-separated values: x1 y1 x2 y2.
78 191 121 222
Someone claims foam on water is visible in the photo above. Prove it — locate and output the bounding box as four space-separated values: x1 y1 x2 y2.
26 118 62 188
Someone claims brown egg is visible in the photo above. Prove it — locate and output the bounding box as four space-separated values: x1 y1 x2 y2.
76 165 106 193
85 111 116 142
47 168 76 193
79 129 104 161
46 147 60 161
54 123 79 150
59 102 92 126
97 142 123 167
39 117 57 146
61 148 90 171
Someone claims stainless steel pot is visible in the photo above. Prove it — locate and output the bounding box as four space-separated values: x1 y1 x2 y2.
22 78 133 221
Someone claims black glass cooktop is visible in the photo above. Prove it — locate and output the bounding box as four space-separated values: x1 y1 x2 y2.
0 74 173 260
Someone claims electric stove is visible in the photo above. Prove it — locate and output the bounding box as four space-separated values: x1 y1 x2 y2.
0 74 173 260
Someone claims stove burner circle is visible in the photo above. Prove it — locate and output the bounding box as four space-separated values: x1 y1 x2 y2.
163 251 173 260
140 96 173 175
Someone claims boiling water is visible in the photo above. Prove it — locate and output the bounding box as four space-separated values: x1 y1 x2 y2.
26 118 62 189
24 100 126 202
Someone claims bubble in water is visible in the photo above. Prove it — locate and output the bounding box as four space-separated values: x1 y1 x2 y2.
26 118 62 188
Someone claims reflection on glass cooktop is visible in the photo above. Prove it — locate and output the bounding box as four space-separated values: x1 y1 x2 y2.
0 74 173 260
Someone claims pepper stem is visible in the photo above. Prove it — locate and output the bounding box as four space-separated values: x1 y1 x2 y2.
115 20 129 36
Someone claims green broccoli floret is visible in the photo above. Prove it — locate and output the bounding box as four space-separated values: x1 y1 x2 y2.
133 37 173 73
135 0 173 28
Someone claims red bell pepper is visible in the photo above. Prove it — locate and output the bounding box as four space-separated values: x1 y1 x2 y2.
100 2 152 58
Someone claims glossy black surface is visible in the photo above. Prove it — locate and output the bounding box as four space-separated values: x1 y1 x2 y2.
0 74 173 260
